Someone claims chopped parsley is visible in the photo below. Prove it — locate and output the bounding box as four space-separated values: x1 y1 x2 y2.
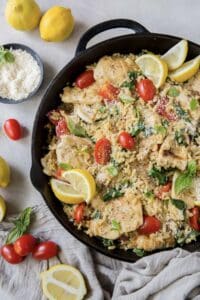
167 87 180 97
107 165 118 177
58 163 72 170
98 106 107 113
174 103 190 122
171 199 186 210
102 187 124 201
175 129 187 146
91 210 101 219
155 124 167 135
176 230 200 246
102 238 115 248
121 71 140 90
144 190 154 201
190 98 199 111
131 120 145 137
133 248 146 257
148 165 169 185
111 220 121 231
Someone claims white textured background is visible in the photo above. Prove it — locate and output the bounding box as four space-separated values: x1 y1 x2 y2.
0 0 200 299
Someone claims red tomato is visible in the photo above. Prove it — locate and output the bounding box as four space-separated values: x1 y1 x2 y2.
3 119 22 140
189 207 200 231
75 70 95 89
47 110 62 125
74 203 85 223
55 168 63 179
99 83 119 101
1 244 24 264
32 241 58 260
118 132 135 150
156 182 172 199
94 138 111 165
13 234 37 257
136 79 156 101
138 216 161 235
56 119 68 137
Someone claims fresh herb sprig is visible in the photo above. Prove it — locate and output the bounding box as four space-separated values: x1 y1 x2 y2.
148 165 169 185
0 47 15 64
175 160 197 195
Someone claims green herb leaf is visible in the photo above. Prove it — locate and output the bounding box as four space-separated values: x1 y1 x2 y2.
155 125 167 135
111 220 121 231
148 166 169 185
59 163 72 170
119 94 135 104
0 47 15 64
175 130 187 146
190 98 199 111
98 106 107 113
131 120 145 137
133 248 146 257
102 238 115 247
92 210 101 219
171 199 186 210
103 187 124 201
144 190 154 201
68 119 87 137
174 103 190 121
167 87 180 97
120 71 140 90
6 207 32 244
175 160 197 195
107 165 118 177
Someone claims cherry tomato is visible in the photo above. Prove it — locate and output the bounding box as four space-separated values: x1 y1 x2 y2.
156 182 172 199
3 119 22 140
1 244 24 264
118 132 135 150
138 216 161 235
189 207 200 231
136 79 156 101
56 119 68 137
94 138 111 165
47 110 62 125
13 234 37 257
32 241 58 260
74 203 85 223
75 70 95 89
99 83 119 101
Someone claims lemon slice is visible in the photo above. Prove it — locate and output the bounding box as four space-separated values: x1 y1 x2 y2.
50 179 84 204
0 156 10 188
0 195 6 222
62 169 96 204
161 40 188 70
40 264 87 300
136 54 168 88
169 56 200 82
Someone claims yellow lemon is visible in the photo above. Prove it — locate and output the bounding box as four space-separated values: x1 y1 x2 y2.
5 0 41 31
162 40 188 71
0 156 10 188
40 264 87 300
39 6 74 42
0 195 6 222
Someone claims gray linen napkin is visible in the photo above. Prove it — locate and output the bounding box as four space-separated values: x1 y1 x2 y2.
0 204 200 300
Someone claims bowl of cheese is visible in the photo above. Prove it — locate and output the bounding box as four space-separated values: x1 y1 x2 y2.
0 43 44 104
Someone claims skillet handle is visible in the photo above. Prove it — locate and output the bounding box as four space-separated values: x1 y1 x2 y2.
75 19 149 55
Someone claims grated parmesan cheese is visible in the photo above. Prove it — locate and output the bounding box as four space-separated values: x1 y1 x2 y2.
0 49 42 101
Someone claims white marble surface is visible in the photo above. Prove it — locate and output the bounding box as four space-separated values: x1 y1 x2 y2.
0 0 200 299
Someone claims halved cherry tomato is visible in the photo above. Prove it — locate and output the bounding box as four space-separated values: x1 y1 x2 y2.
3 119 22 140
56 119 68 137
118 132 135 150
32 241 58 260
47 110 62 125
74 203 85 223
156 182 172 199
75 70 95 89
13 234 37 257
99 83 119 101
138 216 161 235
136 79 156 101
189 207 200 231
1 244 24 264
94 138 111 165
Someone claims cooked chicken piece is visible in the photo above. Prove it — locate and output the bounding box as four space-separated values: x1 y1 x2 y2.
143 108 161 128
94 55 138 86
41 150 57 176
158 134 188 171
137 134 163 161
56 135 94 168
87 190 143 240
61 82 102 105
74 104 97 124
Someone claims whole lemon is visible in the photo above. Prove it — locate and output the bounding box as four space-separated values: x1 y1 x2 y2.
40 6 74 42
0 156 10 188
5 0 41 31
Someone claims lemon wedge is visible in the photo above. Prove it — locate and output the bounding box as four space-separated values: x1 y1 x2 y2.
161 40 188 70
62 169 96 204
169 56 200 82
0 195 6 222
40 264 87 300
136 54 168 88
50 179 84 204
0 156 10 188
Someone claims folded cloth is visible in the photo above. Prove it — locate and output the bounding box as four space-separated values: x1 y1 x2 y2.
0 204 200 300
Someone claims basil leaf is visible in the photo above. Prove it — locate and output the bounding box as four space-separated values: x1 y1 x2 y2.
6 207 32 244
111 220 121 231
68 119 87 137
148 166 168 185
175 161 197 195
133 248 146 257
171 199 186 210
59 163 72 170
167 87 180 97
190 98 199 111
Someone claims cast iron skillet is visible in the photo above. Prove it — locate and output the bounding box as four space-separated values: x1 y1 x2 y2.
31 19 200 262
